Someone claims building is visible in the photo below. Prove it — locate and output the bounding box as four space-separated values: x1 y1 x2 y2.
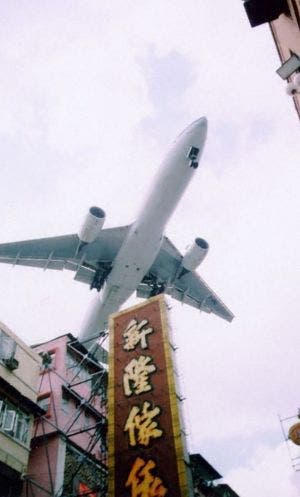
23 330 240 497
0 317 240 497
0 321 42 497
23 333 108 497
242 0 300 117
190 453 240 497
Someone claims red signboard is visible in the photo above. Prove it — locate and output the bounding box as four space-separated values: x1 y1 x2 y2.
108 295 189 497
78 482 97 497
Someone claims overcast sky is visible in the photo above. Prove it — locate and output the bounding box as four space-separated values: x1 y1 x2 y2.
0 1 299 495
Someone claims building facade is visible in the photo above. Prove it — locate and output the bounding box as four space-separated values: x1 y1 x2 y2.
190 453 240 497
23 333 108 497
243 0 300 118
0 321 42 497
0 320 241 497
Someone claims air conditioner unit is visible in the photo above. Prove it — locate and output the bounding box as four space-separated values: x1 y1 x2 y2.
0 333 17 362
277 54 300 80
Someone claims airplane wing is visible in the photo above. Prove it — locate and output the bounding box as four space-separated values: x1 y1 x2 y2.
137 236 234 322
0 226 130 289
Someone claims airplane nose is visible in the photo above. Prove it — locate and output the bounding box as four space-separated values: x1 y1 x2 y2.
201 116 208 127
194 116 208 131
185 117 208 167
185 116 208 135
188 116 208 144
173 116 208 150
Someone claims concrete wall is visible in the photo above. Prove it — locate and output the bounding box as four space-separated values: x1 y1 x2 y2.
0 320 41 403
0 321 41 476
0 429 31 475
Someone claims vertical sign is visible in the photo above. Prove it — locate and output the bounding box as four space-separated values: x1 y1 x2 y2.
108 295 189 497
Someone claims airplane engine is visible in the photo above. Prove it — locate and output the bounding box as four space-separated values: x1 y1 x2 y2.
78 206 106 243
181 237 209 271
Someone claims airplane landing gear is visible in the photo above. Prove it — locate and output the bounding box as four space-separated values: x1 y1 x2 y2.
150 283 165 297
90 266 111 292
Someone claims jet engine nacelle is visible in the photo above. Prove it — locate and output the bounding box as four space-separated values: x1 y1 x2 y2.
182 237 209 271
78 206 106 243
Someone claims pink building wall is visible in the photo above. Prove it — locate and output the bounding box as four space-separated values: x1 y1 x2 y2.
22 334 107 496
25 436 61 496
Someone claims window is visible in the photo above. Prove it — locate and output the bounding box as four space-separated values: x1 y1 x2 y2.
67 352 94 386
0 397 30 445
83 412 90 430
61 393 69 414
37 393 51 416
15 414 29 444
3 409 16 432
66 352 78 369
99 442 107 463
91 372 107 401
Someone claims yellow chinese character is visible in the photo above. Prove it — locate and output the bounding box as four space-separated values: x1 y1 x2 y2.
124 401 163 446
123 318 154 351
126 457 167 497
123 355 156 396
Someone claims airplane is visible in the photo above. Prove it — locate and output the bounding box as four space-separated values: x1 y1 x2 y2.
0 117 233 362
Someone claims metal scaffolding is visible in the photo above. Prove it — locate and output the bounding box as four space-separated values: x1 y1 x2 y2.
23 332 109 497
279 409 300 472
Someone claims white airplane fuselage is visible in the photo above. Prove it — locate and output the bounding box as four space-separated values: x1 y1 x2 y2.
79 117 208 344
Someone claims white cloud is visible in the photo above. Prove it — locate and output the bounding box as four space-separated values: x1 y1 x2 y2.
0 19 151 155
0 4 299 497
226 443 300 497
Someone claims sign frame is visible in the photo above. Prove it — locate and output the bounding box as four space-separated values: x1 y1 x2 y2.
108 295 190 497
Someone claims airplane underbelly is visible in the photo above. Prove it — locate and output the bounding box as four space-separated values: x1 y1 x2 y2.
80 227 162 342
107 227 162 292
